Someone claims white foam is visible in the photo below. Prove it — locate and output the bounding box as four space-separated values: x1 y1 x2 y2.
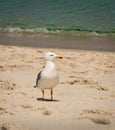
4 27 22 32
2 26 60 33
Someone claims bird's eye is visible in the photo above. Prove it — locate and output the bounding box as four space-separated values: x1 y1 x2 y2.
50 54 54 56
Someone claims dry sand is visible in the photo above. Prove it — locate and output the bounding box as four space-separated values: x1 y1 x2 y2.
0 45 115 130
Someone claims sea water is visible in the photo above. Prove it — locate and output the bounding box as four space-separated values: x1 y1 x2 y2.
0 0 115 36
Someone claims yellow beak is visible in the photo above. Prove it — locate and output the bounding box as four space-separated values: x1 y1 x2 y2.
56 55 63 59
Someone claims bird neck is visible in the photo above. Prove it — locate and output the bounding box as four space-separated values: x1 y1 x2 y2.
45 60 56 71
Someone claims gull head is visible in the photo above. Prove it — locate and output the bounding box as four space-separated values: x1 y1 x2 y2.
45 52 63 61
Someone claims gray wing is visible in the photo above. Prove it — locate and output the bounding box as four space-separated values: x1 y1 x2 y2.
35 70 42 88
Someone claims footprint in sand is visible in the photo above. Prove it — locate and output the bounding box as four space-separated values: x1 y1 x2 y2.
79 109 111 125
61 79 108 91
0 107 7 115
42 108 52 116
1 123 22 130
0 107 13 115
0 80 16 90
21 104 52 116
89 117 110 125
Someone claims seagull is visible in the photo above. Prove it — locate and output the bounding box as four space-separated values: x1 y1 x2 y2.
34 52 63 101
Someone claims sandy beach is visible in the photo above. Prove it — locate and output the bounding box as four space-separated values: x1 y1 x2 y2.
0 44 115 130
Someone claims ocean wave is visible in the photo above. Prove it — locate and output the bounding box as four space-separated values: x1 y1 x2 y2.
0 26 52 33
0 25 115 37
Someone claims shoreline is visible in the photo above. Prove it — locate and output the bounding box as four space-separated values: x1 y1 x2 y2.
0 32 115 51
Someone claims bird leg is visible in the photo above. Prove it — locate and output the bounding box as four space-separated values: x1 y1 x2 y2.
42 90 44 100
51 89 53 101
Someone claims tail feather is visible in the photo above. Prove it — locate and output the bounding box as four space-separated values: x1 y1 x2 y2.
34 86 37 88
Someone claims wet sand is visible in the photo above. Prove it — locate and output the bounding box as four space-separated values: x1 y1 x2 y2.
0 32 115 51
0 44 115 130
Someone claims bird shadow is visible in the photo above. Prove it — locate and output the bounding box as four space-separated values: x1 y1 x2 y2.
37 98 59 102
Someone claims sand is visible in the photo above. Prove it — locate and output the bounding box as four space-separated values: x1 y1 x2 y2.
0 45 115 130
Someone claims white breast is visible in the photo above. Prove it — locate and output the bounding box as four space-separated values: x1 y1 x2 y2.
38 60 59 90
